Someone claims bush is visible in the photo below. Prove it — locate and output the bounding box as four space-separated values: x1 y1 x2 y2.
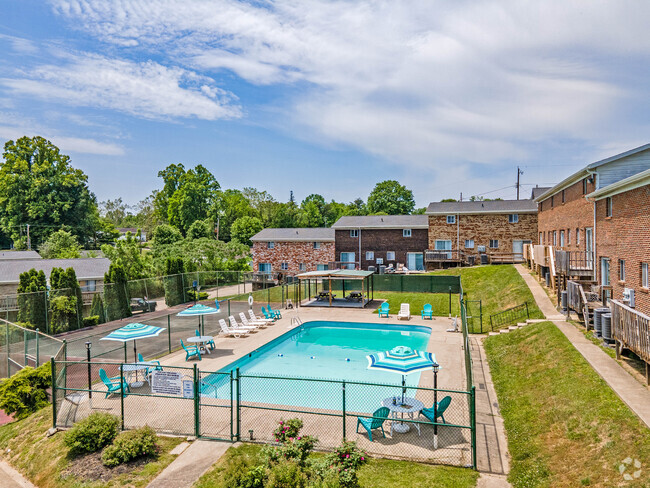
267 461 307 488
223 456 265 488
64 412 120 455
101 426 158 467
274 418 303 443
0 363 51 420
186 290 208 301
82 315 99 327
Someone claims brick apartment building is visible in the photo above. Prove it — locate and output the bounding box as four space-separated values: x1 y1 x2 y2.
425 199 538 267
250 228 335 276
535 143 650 314
331 215 429 271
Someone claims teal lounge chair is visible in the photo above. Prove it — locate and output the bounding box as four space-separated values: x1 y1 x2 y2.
356 406 390 442
195 329 216 350
267 305 282 319
421 303 433 320
261 306 275 321
378 302 390 318
181 339 201 361
99 368 129 398
419 395 451 425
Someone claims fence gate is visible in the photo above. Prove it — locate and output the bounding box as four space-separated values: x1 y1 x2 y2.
199 370 235 440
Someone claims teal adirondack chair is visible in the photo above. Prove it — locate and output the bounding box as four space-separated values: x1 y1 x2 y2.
378 302 390 318
195 329 216 350
356 407 390 442
267 305 282 319
261 306 275 321
99 368 129 398
419 395 451 425
137 353 162 380
421 303 433 320
181 339 201 361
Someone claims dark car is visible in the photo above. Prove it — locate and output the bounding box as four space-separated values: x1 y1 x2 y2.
130 298 157 313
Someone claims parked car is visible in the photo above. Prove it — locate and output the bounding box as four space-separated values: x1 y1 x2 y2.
130 297 157 313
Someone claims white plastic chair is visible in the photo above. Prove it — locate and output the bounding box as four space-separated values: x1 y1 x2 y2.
229 315 257 331
218 319 249 338
397 303 411 320
249 310 273 325
239 312 267 328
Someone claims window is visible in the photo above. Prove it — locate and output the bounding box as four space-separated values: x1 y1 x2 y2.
561 189 565 203
316 264 328 271
553 231 557 246
560 230 565 248
350 229 359 238
619 259 625 281
299 263 306 271
82 280 96 292
539 233 542 244
259 263 271 273
576 228 580 245
403 229 412 237
508 214 519 223
606 197 612 217
313 242 321 249
281 262 289 271
386 251 395 260
465 239 475 248
376 257 384 265
551 195 554 207
267 241 274 249
366 251 375 260
446 215 456 224
642 263 649 288
489 239 499 248
567 229 571 245
583 178 588 195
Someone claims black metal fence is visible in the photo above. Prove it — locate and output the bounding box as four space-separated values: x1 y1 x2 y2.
489 302 530 331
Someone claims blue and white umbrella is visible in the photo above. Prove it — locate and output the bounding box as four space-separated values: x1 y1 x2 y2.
367 345 438 402
100 322 164 362
177 303 220 335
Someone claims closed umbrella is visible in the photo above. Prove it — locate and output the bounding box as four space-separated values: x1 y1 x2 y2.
177 303 220 335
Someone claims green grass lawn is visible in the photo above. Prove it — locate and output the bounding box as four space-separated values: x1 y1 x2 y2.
0 408 183 488
485 322 650 488
193 443 479 488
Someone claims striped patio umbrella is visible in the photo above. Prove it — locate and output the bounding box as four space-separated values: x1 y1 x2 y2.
367 345 438 402
100 323 164 362
177 303 220 335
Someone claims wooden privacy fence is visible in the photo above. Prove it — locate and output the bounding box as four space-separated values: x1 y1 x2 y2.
610 299 650 384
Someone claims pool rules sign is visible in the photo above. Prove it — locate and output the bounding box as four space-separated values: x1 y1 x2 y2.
151 371 194 398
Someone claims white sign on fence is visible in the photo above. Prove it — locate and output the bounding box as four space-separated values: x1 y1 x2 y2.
151 371 183 396
182 380 194 399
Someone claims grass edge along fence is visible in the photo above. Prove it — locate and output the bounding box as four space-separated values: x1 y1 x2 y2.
51 359 477 469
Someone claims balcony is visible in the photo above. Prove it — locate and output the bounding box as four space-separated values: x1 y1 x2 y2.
424 249 466 263
555 250 594 277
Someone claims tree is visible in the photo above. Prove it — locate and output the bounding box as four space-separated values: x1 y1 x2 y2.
90 293 106 324
231 216 263 246
103 264 131 321
187 219 213 240
218 189 258 241
49 267 83 332
39 229 81 259
152 224 183 245
0 136 97 247
345 198 367 216
100 198 130 226
269 201 302 228
367 180 415 215
242 187 276 226
101 233 153 280
412 207 426 214
163 257 186 306
16 269 47 329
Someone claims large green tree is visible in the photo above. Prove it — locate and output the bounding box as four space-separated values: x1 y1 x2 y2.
16 269 47 329
101 233 153 280
218 189 258 241
39 229 81 259
366 180 415 215
0 136 97 247
231 216 263 246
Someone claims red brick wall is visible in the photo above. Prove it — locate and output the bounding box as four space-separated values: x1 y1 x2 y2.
335 229 428 269
537 177 595 249
251 241 334 275
595 184 650 315
428 213 538 256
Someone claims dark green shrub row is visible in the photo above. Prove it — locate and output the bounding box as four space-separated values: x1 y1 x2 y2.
101 426 158 467
82 316 100 327
0 363 51 420
63 412 120 455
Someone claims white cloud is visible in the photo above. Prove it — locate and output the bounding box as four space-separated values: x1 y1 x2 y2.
1 54 241 121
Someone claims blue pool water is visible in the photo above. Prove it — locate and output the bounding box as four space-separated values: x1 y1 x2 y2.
201 321 432 412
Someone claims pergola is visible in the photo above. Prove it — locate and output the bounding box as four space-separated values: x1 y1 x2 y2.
296 269 374 308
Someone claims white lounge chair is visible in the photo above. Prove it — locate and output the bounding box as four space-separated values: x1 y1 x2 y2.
249 310 274 325
229 315 257 331
219 319 249 338
239 312 267 328
397 303 411 320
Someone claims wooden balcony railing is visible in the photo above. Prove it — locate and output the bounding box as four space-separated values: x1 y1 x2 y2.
555 250 594 275
327 261 361 270
424 250 465 263
610 299 650 383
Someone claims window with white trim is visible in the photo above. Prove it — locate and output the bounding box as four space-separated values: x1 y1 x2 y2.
508 214 519 223
553 231 557 246
642 262 649 288
316 264 328 271
376 257 384 265
567 229 571 245
576 228 580 245
267 241 274 249
259 263 271 272
280 262 288 271
403 229 412 237
313 242 321 249
299 263 306 271
446 215 456 224
560 230 565 248
465 239 475 248
350 229 359 238
489 239 499 248
386 251 395 261
606 197 612 217
619 259 625 281
366 251 374 260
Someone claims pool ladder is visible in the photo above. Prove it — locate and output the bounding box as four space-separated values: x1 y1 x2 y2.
291 317 303 328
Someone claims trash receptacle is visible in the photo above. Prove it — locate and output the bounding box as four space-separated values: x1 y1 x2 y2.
480 254 489 265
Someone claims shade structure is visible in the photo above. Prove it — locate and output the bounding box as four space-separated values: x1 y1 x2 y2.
177 303 220 335
100 323 164 363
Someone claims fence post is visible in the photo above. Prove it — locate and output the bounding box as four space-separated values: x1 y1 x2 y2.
193 364 200 438
448 287 452 317
230 370 234 441
35 329 40 367
63 340 67 389
124 342 127 362
525 302 529 319
228 299 231 318
470 385 477 470
5 323 8 376
51 357 57 429
342 380 346 440
120 363 125 431
167 315 172 354
44 292 49 335
479 301 483 334
23 328 27 367
216 272 219 301
235 367 241 441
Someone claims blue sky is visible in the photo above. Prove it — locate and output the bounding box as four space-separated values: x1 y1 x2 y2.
2 1 650 208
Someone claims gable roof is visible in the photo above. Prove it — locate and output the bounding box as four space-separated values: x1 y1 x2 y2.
331 215 428 229
531 187 551 200
251 228 335 242
586 168 650 200
0 258 111 284
0 250 41 260
426 199 537 215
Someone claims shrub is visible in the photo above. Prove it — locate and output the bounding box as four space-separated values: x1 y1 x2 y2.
101 426 158 467
82 315 99 327
267 460 307 488
186 290 208 301
263 436 318 467
274 418 303 443
64 412 120 455
0 363 51 419
316 442 368 488
223 456 266 488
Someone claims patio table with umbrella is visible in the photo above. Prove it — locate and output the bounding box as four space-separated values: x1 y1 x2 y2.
367 345 439 435
176 303 220 336
100 323 164 387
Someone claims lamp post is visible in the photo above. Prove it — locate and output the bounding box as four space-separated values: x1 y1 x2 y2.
432 361 439 449
85 342 92 405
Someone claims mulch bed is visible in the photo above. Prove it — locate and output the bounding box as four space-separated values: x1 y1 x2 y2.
62 451 154 482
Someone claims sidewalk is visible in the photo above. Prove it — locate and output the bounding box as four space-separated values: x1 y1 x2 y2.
0 459 36 488
515 264 650 429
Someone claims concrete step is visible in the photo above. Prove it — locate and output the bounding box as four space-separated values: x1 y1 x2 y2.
488 331 500 336
499 328 510 334
508 325 519 331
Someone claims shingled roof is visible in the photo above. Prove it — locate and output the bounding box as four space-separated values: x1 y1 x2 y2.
331 215 428 229
251 228 335 242
0 258 111 284
426 199 538 215
0 250 42 260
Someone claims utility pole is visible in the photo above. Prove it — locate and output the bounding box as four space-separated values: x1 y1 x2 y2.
516 167 524 200
460 192 463 202
26 224 31 250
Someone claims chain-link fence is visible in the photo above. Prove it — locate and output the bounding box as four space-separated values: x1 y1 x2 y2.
0 318 65 377
52 360 476 467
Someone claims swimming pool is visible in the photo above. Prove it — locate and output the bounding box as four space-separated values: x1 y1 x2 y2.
201 321 432 412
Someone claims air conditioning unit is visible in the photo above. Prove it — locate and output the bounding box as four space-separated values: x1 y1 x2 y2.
477 245 486 253
622 288 635 308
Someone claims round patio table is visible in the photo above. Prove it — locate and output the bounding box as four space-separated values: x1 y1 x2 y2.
187 335 214 354
121 363 151 388
382 397 424 434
